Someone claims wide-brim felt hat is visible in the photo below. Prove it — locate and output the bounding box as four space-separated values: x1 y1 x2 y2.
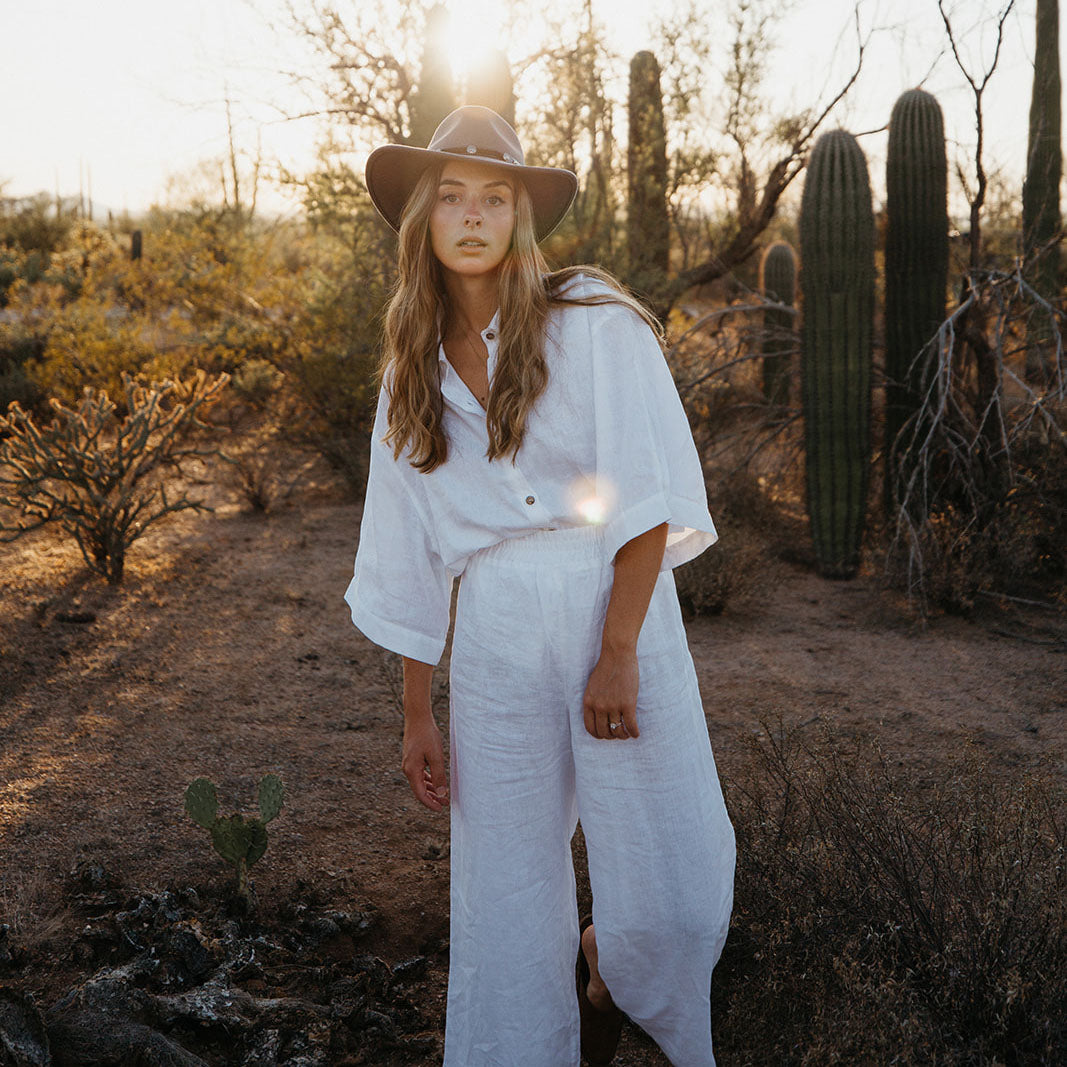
365 105 579 242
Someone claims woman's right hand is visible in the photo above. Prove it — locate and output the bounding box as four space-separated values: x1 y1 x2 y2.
402 715 450 812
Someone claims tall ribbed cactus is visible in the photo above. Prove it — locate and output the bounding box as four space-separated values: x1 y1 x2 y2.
759 241 797 404
884 89 947 510
799 130 874 579
627 50 669 292
409 4 456 146
466 49 515 125
1023 0 1062 385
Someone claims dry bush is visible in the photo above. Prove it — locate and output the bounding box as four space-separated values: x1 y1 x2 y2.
219 426 320 514
0 867 73 958
668 294 806 614
715 724 1067 1065
889 268 1067 614
276 345 376 495
674 472 791 616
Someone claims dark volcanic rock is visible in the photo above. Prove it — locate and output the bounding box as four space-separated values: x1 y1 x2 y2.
0 988 51 1066
11 878 439 1066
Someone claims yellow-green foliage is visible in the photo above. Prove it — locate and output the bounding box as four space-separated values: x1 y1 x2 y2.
3 215 295 413
2 198 388 497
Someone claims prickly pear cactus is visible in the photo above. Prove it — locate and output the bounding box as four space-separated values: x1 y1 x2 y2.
183 774 285 909
258 773 284 823
211 814 269 868
885 88 947 511
799 129 874 580
184 777 218 829
759 241 798 404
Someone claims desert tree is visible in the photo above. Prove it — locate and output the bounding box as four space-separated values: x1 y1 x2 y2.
888 0 1067 611
517 0 620 266
651 0 869 312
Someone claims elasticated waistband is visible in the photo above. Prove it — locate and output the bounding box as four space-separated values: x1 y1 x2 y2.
472 524 607 565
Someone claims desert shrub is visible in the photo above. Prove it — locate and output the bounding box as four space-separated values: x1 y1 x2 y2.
715 725 1067 1065
278 344 377 494
2 213 299 412
267 164 394 495
231 357 282 408
218 424 318 514
0 371 227 583
673 537 734 616
674 487 774 616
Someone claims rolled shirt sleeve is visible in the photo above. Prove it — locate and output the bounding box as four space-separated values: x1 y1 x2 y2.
589 302 718 569
344 390 454 665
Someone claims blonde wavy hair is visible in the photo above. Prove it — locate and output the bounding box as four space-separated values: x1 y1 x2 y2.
380 161 661 472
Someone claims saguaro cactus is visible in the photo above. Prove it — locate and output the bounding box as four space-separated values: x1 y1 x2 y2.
466 49 515 125
799 129 875 579
185 773 285 909
884 88 948 510
409 4 456 146
1023 0 1062 385
759 241 797 404
627 50 669 293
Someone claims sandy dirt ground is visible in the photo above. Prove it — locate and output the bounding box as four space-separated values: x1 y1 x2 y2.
1 457 1064 1063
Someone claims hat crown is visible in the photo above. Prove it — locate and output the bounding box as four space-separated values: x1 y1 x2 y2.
426 106 526 167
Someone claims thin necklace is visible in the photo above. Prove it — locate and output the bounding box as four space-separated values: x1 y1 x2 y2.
457 327 489 408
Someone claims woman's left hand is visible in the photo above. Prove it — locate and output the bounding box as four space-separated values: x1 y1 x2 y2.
582 647 640 740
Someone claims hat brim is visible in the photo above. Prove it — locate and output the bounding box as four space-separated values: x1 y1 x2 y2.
365 144 578 242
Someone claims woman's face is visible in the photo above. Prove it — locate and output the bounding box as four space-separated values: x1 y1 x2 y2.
429 159 516 281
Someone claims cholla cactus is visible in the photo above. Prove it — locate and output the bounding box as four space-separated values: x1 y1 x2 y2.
184 774 285 908
0 371 227 583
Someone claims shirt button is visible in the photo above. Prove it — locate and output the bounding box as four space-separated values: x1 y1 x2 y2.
525 495 535 505
485 331 496 340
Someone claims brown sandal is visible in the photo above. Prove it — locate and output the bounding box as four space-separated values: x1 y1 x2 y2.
576 914 624 1066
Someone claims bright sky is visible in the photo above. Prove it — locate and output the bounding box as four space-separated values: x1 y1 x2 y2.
0 0 1049 220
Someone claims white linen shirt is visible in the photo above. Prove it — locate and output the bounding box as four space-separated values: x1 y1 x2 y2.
344 276 717 665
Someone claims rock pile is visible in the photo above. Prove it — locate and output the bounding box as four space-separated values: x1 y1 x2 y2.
0 865 439 1066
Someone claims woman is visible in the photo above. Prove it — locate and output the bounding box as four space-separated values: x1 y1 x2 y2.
346 106 735 1067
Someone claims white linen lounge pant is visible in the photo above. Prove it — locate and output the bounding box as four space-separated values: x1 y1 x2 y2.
443 525 735 1067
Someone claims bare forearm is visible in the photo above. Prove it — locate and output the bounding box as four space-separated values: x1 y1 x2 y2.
400 655 448 810
602 522 669 652
583 522 668 740
402 656 435 721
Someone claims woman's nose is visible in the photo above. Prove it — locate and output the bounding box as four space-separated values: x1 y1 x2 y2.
464 204 482 227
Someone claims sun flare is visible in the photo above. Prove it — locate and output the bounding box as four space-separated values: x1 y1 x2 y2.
439 1 517 86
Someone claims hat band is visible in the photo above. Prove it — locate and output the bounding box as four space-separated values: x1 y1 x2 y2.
440 144 522 166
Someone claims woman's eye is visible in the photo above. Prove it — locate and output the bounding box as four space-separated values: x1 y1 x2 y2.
486 196 505 206
442 193 460 203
